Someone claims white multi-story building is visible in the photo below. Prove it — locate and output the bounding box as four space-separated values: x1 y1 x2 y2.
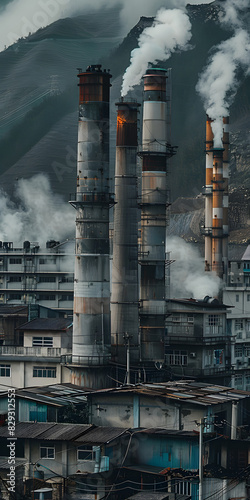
0 239 74 314
223 245 250 391
0 317 72 388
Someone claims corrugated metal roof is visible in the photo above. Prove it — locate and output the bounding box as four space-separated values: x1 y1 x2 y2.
75 426 128 445
0 422 56 438
18 318 73 331
0 422 92 440
89 380 250 406
0 423 127 444
0 384 90 407
37 423 92 441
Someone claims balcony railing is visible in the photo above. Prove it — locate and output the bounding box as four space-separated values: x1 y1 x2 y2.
0 346 69 357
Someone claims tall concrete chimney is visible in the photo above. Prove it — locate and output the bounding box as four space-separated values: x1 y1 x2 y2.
204 116 214 272
212 148 224 278
222 116 229 277
111 100 140 364
139 68 173 363
70 65 112 388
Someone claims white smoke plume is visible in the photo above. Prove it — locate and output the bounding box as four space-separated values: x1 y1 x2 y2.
121 8 192 97
0 174 75 246
0 0 215 53
167 236 221 299
196 0 250 146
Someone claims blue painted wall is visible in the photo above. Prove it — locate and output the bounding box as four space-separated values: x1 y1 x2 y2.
135 435 199 470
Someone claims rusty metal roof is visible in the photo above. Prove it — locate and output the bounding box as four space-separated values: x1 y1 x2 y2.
88 380 250 406
18 318 73 331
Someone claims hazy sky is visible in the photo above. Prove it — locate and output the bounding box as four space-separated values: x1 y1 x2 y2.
0 0 214 52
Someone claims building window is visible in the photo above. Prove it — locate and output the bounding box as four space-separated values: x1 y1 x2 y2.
187 315 194 323
9 276 22 282
39 277 56 283
33 366 56 378
61 276 74 283
235 345 243 358
247 295 250 302
166 350 187 366
40 446 55 459
234 374 243 386
77 446 94 461
172 315 181 323
214 349 224 365
236 294 239 302
208 315 219 326
9 258 22 264
32 337 53 347
38 295 56 301
39 259 56 265
60 294 74 301
0 364 10 377
245 346 250 357
205 349 213 366
207 314 221 335
235 319 243 331
8 294 22 300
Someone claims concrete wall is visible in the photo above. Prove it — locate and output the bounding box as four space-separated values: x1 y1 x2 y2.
132 435 199 470
24 331 62 348
203 477 246 500
0 360 71 389
89 393 230 431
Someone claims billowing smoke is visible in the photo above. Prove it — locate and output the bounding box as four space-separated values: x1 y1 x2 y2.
0 174 75 246
0 0 214 53
167 236 221 299
196 0 250 147
121 8 192 96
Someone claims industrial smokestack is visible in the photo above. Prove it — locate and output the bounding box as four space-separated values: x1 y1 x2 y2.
212 148 224 278
204 116 214 272
222 116 229 277
139 68 174 363
111 99 140 364
70 65 112 385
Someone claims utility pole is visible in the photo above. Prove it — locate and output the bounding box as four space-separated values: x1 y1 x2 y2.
199 418 203 500
123 333 132 385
